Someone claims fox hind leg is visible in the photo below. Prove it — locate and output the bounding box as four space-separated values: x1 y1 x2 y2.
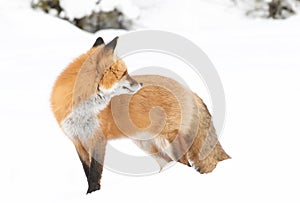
133 140 172 172
153 151 172 172
178 153 191 167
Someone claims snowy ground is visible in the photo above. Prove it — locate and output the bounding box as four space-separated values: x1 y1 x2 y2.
1 0 300 202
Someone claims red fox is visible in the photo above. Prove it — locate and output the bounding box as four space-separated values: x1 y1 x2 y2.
50 37 230 194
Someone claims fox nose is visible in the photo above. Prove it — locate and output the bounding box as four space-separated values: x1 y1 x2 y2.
139 82 143 86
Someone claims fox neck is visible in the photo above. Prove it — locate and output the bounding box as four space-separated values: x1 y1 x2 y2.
96 92 112 109
61 92 113 142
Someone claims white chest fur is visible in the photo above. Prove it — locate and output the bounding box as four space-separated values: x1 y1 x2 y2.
61 93 108 142
60 81 141 142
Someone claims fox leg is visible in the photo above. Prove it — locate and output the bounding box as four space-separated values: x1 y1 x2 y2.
86 135 107 194
133 140 172 172
73 139 91 180
178 153 191 167
164 131 192 167
153 151 172 172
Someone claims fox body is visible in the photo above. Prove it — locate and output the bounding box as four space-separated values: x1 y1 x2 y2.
50 37 230 194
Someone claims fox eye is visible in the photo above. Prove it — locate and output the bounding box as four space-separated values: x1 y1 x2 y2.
122 86 130 90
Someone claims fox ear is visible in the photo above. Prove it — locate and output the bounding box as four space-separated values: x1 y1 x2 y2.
104 36 119 53
92 37 104 47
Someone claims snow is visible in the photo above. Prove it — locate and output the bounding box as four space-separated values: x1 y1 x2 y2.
60 0 100 20
100 0 140 19
114 0 140 19
1 0 300 203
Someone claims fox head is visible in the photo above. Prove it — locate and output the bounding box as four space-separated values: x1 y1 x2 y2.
72 37 142 108
96 37 142 97
99 59 142 96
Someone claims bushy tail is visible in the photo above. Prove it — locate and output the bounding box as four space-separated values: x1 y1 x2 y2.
187 95 230 173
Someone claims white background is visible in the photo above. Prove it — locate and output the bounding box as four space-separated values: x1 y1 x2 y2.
0 0 299 202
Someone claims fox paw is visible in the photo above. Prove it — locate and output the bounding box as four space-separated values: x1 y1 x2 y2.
86 183 101 194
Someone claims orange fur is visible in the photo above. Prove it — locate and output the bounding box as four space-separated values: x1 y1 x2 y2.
100 60 127 89
97 85 182 140
51 47 98 124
